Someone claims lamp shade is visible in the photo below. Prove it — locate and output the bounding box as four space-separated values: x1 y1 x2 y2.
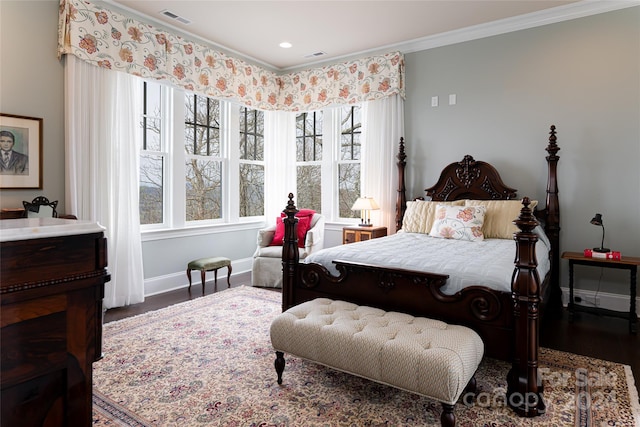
351 197 379 227
351 197 380 211
590 213 603 226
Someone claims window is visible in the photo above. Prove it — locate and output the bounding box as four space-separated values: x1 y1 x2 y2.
338 105 361 218
239 106 264 217
295 110 323 212
184 94 222 221
138 79 361 229
139 81 167 225
138 80 265 228
295 105 361 220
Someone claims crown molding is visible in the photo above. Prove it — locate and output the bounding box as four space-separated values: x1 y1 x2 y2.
396 0 640 55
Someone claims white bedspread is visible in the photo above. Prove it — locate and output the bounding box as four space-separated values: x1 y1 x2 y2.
304 228 551 295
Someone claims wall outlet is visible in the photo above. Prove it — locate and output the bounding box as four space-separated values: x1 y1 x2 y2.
431 96 438 107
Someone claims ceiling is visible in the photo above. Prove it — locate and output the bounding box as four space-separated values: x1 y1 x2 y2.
108 0 585 71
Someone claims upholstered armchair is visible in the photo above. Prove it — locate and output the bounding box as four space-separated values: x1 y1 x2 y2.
251 212 325 288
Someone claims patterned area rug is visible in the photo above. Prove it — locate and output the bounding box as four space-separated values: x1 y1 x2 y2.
93 286 640 426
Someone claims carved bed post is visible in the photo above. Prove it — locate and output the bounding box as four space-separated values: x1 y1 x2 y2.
544 125 562 314
281 193 299 312
396 137 407 231
508 197 545 417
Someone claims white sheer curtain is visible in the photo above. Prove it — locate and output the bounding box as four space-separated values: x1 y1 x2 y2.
361 94 405 234
264 111 296 220
64 55 145 309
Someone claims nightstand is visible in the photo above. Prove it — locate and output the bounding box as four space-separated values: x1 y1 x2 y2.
343 226 387 244
561 251 639 334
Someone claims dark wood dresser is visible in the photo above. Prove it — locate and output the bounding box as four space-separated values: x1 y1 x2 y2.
1 218 110 427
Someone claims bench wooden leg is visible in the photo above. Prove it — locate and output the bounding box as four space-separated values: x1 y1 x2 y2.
440 403 455 427
200 270 207 294
275 351 285 385
465 376 477 394
187 268 193 290
226 264 232 288
460 376 478 407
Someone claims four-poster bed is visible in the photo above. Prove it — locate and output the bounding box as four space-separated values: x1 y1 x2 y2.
279 125 561 417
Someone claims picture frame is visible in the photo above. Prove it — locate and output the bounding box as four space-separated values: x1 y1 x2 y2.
0 113 43 189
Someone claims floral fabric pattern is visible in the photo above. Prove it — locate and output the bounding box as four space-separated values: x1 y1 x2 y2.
58 0 404 112
430 204 486 241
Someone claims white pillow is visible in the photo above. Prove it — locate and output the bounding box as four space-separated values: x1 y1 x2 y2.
429 205 486 241
465 199 538 239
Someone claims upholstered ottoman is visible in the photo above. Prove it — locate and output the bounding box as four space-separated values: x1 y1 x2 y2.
270 298 484 427
186 256 232 294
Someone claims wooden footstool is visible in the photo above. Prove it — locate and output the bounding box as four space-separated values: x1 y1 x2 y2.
186 257 232 294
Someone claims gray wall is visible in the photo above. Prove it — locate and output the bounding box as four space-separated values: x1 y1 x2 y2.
405 7 640 303
0 1 65 212
2 2 638 304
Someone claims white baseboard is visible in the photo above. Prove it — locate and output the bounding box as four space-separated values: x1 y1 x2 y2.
144 257 253 297
560 286 639 317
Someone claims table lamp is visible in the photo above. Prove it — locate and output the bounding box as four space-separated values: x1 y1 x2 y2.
351 197 379 227
590 213 610 253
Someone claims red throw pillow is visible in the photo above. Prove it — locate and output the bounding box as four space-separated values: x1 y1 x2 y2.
296 209 316 218
269 212 314 247
295 215 312 248
270 216 286 246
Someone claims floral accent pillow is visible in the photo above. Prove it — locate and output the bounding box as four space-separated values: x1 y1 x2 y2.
429 205 486 241
402 200 465 234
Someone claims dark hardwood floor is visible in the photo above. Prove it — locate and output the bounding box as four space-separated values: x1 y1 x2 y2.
105 272 639 391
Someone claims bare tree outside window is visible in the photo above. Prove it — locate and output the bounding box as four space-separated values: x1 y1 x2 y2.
138 81 363 227
184 94 222 220
239 106 264 217
296 111 322 211
339 105 361 218
139 81 165 225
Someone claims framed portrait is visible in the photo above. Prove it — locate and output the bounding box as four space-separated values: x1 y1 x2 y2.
0 113 43 189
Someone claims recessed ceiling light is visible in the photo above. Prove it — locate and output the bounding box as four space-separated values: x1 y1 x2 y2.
279 42 292 49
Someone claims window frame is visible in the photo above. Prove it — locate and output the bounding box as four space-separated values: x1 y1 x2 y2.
139 80 172 230
295 104 362 224
139 81 265 238
237 105 265 219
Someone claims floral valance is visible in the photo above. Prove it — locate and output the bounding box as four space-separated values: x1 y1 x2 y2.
58 0 405 112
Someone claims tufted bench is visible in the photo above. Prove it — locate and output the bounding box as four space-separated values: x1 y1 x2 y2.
270 298 484 427
186 256 232 294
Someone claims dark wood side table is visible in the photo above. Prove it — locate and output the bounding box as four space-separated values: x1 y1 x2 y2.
343 226 387 244
561 251 639 334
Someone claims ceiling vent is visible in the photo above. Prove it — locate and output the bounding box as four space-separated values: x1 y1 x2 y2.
160 9 191 25
303 51 327 58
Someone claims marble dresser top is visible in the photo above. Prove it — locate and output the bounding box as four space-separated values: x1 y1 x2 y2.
0 218 105 242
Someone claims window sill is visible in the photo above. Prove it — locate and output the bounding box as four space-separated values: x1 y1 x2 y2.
141 220 266 242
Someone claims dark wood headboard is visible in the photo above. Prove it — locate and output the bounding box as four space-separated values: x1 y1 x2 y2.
425 155 518 201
